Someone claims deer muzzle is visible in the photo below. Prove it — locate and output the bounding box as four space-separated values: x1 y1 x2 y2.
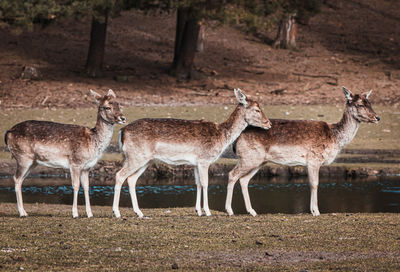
118 116 127 124
262 120 272 130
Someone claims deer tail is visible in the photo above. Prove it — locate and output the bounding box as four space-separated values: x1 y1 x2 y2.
4 130 9 147
118 129 124 153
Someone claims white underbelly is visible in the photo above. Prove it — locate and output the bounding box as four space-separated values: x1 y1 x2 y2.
37 159 70 169
266 145 308 166
154 142 198 166
155 154 197 166
84 158 100 169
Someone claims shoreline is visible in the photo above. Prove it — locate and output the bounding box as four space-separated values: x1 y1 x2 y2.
0 159 399 187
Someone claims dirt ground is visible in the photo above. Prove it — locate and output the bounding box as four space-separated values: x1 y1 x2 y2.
0 204 399 271
0 0 400 109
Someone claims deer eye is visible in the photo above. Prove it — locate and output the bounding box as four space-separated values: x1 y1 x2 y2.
254 109 261 113
103 107 111 111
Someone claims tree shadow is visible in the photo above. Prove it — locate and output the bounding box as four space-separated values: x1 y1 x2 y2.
0 11 276 95
1 3 398 107
306 0 400 69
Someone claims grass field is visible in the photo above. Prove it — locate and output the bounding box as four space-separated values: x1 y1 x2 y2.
1 104 399 150
0 203 399 271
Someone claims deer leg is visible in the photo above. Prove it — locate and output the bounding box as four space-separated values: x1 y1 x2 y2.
113 164 130 218
13 158 34 217
126 164 148 218
70 167 82 218
226 162 260 216
113 160 147 218
80 170 93 218
198 164 211 216
307 164 321 216
225 164 240 216
194 167 202 216
239 167 260 217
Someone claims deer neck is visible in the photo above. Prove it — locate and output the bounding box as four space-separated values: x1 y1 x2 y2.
332 105 360 149
92 112 114 152
219 106 248 148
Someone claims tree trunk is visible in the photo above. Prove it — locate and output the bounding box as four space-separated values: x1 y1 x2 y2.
273 12 297 49
85 11 108 78
170 8 200 80
172 8 187 69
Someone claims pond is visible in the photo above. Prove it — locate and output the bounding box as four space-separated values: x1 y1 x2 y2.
0 175 399 214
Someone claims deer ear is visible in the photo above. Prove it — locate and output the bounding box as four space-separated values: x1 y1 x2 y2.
363 89 373 99
107 89 116 98
342 86 353 101
90 89 102 104
234 88 248 107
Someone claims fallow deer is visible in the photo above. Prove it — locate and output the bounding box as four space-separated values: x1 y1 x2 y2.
5 89 126 218
225 87 380 216
113 89 271 218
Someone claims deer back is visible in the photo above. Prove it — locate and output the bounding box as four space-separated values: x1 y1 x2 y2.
121 118 225 159
6 120 94 160
235 119 338 165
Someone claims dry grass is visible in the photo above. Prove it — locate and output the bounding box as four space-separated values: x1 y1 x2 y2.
0 203 399 271
1 104 398 148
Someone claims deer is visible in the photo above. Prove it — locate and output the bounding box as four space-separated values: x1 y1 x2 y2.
4 89 126 218
225 87 380 217
112 89 271 218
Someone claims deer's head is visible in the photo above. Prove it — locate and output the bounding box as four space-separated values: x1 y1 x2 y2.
234 88 271 130
90 89 126 125
342 86 380 123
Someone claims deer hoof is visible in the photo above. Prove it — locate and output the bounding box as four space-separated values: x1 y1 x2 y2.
113 210 121 218
136 210 144 218
19 210 28 217
226 209 234 216
249 209 257 217
311 210 320 216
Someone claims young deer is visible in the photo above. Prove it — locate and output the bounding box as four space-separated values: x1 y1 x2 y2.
5 89 126 218
113 89 271 218
225 87 380 216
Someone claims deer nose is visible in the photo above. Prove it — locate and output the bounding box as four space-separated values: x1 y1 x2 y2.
264 121 272 130
376 116 380 122
120 116 126 123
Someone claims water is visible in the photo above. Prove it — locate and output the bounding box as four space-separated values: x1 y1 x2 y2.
0 175 399 214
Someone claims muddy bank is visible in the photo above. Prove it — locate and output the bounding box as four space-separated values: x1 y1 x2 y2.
1 147 399 183
0 159 398 186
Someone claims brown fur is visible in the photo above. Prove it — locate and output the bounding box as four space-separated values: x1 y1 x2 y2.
123 118 221 151
5 89 125 218
226 87 380 217
243 119 335 149
6 120 92 156
113 90 271 218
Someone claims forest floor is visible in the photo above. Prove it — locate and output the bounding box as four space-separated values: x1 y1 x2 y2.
0 0 399 109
